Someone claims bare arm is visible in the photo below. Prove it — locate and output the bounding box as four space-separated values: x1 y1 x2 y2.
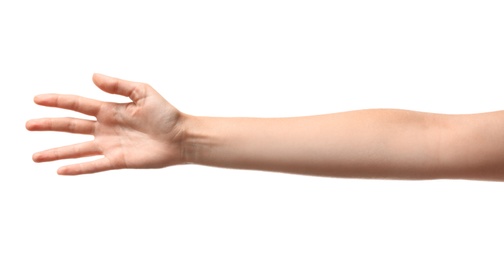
27 74 504 181
181 110 504 181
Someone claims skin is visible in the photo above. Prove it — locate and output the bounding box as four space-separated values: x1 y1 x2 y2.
26 74 504 181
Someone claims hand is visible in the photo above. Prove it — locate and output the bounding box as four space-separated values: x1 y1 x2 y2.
26 73 186 175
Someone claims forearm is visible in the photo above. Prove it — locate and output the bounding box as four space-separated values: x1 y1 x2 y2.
179 109 504 181
180 109 432 179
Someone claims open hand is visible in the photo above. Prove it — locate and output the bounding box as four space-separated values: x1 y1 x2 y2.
26 74 186 175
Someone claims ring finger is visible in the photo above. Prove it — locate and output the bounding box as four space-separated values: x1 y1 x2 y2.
32 141 101 163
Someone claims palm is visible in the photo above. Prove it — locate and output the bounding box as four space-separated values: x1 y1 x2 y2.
26 74 184 175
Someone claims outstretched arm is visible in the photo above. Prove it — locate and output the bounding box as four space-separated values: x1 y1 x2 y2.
26 74 504 181
182 110 504 181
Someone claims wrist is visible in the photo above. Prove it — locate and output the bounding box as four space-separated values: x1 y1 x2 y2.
178 114 211 165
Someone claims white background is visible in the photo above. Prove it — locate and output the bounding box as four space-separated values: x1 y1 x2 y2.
1 0 504 259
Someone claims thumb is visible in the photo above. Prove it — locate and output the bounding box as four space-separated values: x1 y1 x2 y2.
92 73 145 103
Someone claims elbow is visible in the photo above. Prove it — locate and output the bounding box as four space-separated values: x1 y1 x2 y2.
434 113 504 181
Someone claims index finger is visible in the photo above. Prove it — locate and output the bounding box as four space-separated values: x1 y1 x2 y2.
34 94 102 116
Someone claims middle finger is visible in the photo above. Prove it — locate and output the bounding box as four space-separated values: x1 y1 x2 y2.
26 117 96 135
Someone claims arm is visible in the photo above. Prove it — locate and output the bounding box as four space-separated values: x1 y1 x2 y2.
182 110 504 181
26 74 504 181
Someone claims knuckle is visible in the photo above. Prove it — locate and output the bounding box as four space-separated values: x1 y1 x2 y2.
54 95 61 106
47 118 54 129
73 144 81 155
67 119 77 132
72 96 81 111
52 148 60 160
130 83 148 101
